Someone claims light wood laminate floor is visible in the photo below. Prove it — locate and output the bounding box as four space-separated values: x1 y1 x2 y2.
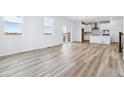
0 43 123 77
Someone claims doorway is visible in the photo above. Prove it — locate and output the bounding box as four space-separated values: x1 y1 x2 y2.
119 32 123 53
63 26 72 43
81 28 84 43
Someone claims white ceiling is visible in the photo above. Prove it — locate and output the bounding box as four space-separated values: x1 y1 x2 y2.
64 16 123 23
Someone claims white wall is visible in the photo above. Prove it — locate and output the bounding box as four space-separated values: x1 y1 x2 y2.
0 16 77 56
110 17 123 42
72 21 82 42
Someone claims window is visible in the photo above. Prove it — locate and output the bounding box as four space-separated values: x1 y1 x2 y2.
43 16 54 35
63 26 68 33
3 16 22 34
62 25 72 42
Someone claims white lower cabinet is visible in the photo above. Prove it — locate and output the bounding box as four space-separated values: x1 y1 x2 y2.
90 35 110 44
90 36 101 44
100 36 110 44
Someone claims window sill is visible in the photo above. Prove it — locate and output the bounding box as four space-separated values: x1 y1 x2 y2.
44 33 52 35
4 32 23 35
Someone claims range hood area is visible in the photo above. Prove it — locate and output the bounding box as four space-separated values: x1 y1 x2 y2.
92 23 99 30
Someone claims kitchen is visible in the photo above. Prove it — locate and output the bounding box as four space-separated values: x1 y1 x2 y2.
82 21 111 44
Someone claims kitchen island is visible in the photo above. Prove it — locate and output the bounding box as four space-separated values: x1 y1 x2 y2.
90 35 110 44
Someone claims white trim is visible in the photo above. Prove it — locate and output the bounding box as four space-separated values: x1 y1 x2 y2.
43 16 54 35
3 16 24 34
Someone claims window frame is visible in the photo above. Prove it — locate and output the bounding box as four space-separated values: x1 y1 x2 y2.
62 25 72 42
3 16 23 35
43 16 54 35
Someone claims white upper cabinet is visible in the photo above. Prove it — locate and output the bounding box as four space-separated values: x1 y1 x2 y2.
84 25 92 32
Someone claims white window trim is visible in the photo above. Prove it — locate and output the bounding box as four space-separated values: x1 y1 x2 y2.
43 16 54 35
3 16 24 35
